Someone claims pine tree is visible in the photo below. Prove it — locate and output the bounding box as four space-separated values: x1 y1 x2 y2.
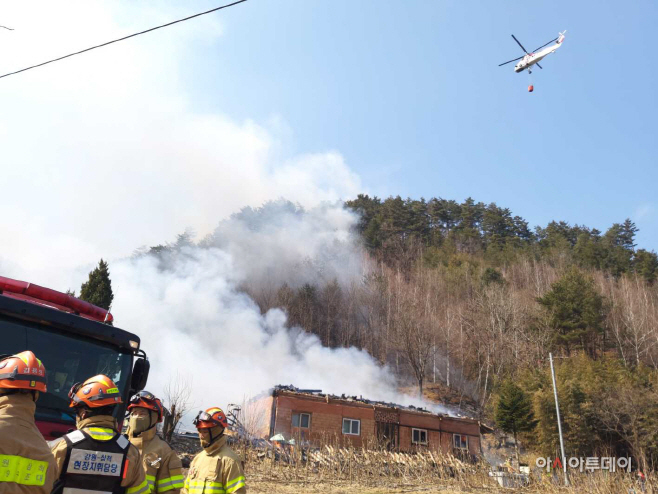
537 267 605 355
495 381 536 467
344 194 382 238
619 219 638 250
79 259 114 311
634 249 658 284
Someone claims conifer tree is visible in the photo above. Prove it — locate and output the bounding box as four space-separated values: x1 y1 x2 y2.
79 259 114 311
634 249 658 284
495 381 536 467
537 267 605 355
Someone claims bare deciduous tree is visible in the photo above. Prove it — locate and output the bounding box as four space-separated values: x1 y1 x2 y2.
606 275 658 368
161 373 193 442
389 268 438 397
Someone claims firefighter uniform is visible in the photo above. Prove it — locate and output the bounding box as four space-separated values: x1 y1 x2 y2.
183 435 246 494
0 393 57 494
49 415 149 494
128 425 184 493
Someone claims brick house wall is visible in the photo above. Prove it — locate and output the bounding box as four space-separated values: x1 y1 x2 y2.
440 417 481 456
271 395 376 448
255 389 483 457
398 410 480 456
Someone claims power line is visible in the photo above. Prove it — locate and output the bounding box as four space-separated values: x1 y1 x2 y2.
0 26 14 31
0 0 248 81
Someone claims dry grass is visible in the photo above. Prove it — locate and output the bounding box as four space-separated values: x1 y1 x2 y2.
176 436 656 493
232 440 657 494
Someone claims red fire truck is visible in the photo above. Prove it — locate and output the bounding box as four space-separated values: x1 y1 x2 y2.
0 276 149 440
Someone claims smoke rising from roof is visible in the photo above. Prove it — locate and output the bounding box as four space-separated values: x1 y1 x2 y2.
111 202 453 425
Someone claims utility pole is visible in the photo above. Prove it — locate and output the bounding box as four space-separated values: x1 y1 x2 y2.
549 353 569 486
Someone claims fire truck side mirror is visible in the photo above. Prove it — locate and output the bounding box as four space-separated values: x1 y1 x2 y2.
130 358 150 393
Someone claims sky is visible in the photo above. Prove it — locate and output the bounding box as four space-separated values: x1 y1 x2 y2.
1 0 657 288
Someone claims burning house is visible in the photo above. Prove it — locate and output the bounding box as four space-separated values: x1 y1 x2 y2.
254 385 490 458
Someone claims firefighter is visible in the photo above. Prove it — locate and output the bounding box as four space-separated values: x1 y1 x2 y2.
0 351 56 493
127 391 184 493
49 374 149 494
183 407 246 494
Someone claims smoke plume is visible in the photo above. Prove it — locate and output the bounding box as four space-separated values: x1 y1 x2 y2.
111 202 452 426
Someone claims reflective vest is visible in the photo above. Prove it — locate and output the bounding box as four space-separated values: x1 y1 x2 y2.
183 436 246 494
51 429 130 494
128 426 183 493
0 394 57 493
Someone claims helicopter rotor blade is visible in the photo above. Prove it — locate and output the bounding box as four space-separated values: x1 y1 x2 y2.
498 56 524 67
536 62 543 69
511 34 529 54
532 37 558 52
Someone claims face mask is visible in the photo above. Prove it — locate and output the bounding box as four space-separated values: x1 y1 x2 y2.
199 426 224 448
129 414 153 435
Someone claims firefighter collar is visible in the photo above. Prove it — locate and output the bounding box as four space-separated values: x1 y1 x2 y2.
77 414 117 431
203 434 228 455
0 392 37 425
128 422 157 445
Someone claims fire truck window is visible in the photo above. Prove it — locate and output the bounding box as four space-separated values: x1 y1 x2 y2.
23 326 132 425
0 317 28 353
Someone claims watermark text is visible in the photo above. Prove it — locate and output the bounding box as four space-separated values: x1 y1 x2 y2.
535 456 631 473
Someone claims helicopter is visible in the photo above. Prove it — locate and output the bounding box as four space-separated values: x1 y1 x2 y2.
499 31 566 91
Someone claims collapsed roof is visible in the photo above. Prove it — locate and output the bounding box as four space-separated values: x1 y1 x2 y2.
271 384 475 421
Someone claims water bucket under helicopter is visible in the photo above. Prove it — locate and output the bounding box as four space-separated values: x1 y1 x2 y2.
528 85 534 92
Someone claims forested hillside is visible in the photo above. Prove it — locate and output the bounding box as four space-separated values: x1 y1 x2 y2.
342 195 658 469
346 194 657 282
142 196 658 469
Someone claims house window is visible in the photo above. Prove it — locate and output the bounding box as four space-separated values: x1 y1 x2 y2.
453 434 468 450
412 428 428 445
342 418 360 436
292 413 311 429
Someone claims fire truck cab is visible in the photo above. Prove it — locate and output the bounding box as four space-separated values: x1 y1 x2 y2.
0 276 149 440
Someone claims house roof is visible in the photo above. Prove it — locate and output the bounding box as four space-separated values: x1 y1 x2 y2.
271 384 482 425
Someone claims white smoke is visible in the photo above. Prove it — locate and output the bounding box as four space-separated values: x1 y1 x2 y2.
204 200 367 289
0 3 455 424
0 2 363 290
110 203 453 425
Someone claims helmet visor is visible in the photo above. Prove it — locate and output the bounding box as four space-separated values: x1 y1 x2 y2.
129 390 157 404
68 382 82 400
193 410 222 427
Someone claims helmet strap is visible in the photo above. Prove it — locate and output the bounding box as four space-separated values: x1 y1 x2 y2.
132 410 157 437
207 425 224 447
